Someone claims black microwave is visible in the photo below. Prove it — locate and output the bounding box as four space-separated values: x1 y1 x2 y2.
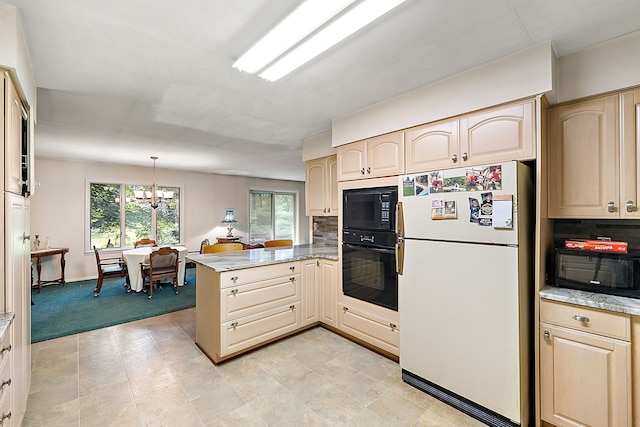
343 186 398 232
555 248 640 299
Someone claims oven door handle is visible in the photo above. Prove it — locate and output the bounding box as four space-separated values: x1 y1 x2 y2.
342 243 396 254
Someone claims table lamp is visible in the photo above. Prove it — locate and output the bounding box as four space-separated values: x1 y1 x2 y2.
221 208 237 237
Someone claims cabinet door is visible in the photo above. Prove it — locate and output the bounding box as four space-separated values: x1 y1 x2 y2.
320 260 337 326
337 140 366 181
5 74 25 195
301 260 320 326
405 118 459 172
620 89 640 218
327 155 339 215
540 323 631 427
220 303 300 357
460 99 535 166
548 95 619 218
338 303 399 356
306 158 327 216
366 132 404 178
5 194 30 426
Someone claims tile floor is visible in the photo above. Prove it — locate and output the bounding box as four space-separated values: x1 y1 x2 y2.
24 308 484 426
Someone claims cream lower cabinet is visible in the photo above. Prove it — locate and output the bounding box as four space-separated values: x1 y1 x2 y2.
540 300 631 427
0 330 12 427
320 260 338 327
196 261 302 363
301 260 320 326
337 296 399 357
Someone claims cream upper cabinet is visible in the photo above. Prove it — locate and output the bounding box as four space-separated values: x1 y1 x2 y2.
548 95 620 218
305 155 338 216
5 73 26 195
459 99 535 166
405 118 459 173
404 99 535 173
337 132 404 181
540 300 631 427
621 89 640 218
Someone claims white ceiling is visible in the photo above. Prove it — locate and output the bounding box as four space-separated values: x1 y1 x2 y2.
6 0 640 181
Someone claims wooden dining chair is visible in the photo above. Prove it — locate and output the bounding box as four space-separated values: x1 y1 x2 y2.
203 243 243 253
140 247 179 299
263 239 293 247
134 238 158 248
184 239 209 284
93 246 130 297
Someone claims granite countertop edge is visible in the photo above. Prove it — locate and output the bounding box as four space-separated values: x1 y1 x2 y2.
0 313 15 342
187 244 339 273
540 286 640 316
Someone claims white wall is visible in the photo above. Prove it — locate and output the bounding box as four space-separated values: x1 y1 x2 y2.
30 158 308 282
557 31 640 103
332 42 556 147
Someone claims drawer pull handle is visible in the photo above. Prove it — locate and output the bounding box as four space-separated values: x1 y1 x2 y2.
289 277 296 282
572 315 590 323
0 379 10 390
543 330 550 341
0 412 11 424
0 345 10 355
289 305 296 311
627 200 635 212
230 289 238 295
342 306 349 312
367 167 371 174
361 168 365 175
231 276 238 282
607 201 615 213
462 152 468 161
289 266 295 271
451 153 458 163
231 322 238 328
389 323 397 331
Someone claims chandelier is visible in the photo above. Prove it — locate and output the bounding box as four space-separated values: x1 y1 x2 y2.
134 156 174 209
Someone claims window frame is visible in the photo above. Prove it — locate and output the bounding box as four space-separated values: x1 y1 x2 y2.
248 188 299 245
85 179 185 252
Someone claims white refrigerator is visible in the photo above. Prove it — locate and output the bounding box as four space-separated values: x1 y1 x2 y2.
397 161 533 427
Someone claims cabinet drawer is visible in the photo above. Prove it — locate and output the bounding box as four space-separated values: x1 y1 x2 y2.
540 299 630 341
219 262 300 288
220 274 300 322
220 303 301 357
338 303 399 356
0 332 10 372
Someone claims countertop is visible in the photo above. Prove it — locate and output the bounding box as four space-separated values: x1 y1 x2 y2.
187 244 339 272
540 285 640 316
0 313 14 342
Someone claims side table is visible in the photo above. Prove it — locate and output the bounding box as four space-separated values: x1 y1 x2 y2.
31 247 70 293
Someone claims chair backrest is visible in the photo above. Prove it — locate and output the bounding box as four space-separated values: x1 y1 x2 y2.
203 243 243 253
134 238 158 248
149 247 179 270
263 239 293 248
199 238 210 253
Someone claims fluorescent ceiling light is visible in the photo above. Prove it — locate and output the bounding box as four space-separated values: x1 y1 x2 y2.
260 0 407 81
232 0 357 74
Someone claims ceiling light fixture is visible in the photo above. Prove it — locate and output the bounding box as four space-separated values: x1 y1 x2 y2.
134 156 174 209
259 0 407 81
232 0 357 74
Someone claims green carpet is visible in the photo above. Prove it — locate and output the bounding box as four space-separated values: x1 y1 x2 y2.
31 270 196 343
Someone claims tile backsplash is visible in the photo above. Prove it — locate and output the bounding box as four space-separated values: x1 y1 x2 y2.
312 216 338 246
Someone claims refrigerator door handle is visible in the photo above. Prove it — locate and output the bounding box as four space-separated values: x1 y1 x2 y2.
396 201 405 275
396 201 405 239
396 239 404 275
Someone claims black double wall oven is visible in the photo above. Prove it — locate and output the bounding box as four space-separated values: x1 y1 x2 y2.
342 186 398 311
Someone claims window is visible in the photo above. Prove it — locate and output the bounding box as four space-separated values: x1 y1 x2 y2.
89 182 182 249
249 190 296 244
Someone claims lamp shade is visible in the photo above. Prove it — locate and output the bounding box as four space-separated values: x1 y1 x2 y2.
222 209 237 224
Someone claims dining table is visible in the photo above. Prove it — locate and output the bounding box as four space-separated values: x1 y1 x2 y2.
122 246 189 292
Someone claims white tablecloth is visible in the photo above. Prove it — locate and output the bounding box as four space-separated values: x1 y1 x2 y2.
122 246 188 292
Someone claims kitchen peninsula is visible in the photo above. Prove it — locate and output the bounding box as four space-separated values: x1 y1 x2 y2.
189 245 338 364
